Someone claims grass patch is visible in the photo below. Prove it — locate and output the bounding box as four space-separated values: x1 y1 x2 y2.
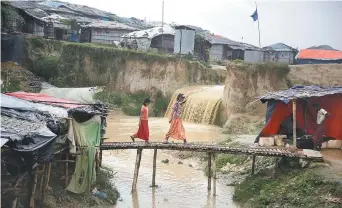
233 169 342 208
95 167 120 205
230 61 290 79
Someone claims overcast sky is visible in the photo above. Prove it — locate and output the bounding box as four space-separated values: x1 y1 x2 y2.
66 0 342 50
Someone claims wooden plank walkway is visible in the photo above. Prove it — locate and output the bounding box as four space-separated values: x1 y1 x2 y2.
100 142 321 160
100 141 323 193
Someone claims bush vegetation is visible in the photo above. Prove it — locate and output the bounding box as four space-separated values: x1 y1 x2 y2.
95 167 120 205
95 89 169 117
233 169 342 208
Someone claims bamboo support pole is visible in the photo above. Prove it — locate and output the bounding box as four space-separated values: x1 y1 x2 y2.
54 160 75 163
65 155 69 189
46 163 51 189
137 149 142 180
99 148 103 167
212 153 217 196
251 155 256 175
131 149 142 193
95 151 99 174
152 149 157 187
38 165 46 200
207 152 212 190
292 100 297 147
42 163 51 200
29 167 39 208
273 157 279 178
12 198 18 208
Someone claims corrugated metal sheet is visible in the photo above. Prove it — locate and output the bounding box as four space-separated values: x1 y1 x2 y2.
82 20 136 30
259 86 342 103
263 43 295 52
244 50 264 63
297 49 342 60
91 28 133 44
210 45 224 60
174 28 195 54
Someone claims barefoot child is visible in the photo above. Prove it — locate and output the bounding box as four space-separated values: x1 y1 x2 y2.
130 98 151 143
164 93 187 144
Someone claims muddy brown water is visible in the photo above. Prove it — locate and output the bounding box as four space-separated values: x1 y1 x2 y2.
103 116 239 208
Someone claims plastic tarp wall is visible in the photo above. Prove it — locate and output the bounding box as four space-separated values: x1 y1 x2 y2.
67 116 101 193
1 34 24 65
260 95 342 140
40 87 102 104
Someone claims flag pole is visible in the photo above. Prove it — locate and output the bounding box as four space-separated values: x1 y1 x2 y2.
255 1 262 62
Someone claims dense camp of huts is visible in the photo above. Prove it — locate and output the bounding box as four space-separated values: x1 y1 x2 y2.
2 0 341 65
1 91 108 207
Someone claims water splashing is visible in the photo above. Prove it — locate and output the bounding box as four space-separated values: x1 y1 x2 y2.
165 86 224 125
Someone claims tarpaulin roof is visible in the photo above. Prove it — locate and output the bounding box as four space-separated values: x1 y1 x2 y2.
122 25 175 39
259 85 342 103
296 49 342 60
40 87 102 104
1 94 69 118
6 92 84 109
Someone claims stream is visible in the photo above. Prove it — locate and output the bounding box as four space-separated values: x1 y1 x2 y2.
103 116 239 208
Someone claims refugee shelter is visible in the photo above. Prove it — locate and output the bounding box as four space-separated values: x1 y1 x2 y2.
263 43 298 64
120 25 175 52
1 92 108 207
296 49 342 64
255 86 342 149
173 25 196 55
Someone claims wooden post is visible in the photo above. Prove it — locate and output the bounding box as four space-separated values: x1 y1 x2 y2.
152 149 157 187
12 198 18 208
65 155 69 189
45 163 52 189
292 100 297 147
99 149 103 167
29 167 39 208
95 151 99 174
207 152 212 190
132 149 142 193
137 149 142 181
38 165 46 200
42 163 51 200
251 155 256 175
273 157 279 178
212 153 217 196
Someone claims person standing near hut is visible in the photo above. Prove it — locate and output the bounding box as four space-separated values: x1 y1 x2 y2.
164 93 187 144
130 98 152 143
313 104 331 150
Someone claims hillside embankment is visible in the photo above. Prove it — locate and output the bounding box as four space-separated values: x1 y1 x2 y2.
24 37 225 97
23 36 226 116
221 62 290 133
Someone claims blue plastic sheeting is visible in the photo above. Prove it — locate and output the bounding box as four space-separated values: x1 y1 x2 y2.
265 100 277 123
259 85 342 104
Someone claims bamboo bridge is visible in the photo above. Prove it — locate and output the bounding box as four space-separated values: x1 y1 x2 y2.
100 142 323 194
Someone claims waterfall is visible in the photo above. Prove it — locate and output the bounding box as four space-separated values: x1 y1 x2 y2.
165 85 224 125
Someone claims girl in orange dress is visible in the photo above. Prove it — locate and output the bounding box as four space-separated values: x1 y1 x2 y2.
164 93 187 144
130 98 151 143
